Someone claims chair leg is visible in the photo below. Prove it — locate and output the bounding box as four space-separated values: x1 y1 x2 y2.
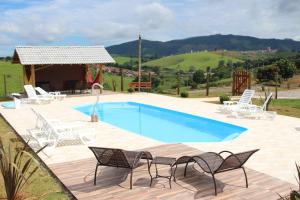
173 164 178 182
241 167 248 188
184 162 189 177
94 163 99 185
148 162 153 187
130 169 133 189
212 174 217 196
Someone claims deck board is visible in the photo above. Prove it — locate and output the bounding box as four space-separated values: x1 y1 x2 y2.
49 144 295 199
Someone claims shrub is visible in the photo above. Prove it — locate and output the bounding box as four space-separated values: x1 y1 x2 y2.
127 88 134 93
103 82 111 90
180 91 189 98
0 139 40 200
219 95 231 104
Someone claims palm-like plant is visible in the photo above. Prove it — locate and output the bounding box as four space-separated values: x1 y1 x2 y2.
0 139 39 200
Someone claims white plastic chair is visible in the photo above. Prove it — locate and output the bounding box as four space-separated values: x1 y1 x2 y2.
219 89 255 113
28 108 96 148
35 87 66 101
235 93 276 119
23 85 52 104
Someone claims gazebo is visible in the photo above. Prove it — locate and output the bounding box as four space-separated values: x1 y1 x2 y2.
12 46 115 92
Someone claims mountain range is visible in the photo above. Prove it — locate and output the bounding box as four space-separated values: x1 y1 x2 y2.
107 34 300 57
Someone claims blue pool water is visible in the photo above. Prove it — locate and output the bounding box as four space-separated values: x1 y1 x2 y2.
74 102 247 143
1 101 16 109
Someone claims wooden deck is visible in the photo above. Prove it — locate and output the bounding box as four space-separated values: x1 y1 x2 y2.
49 144 295 200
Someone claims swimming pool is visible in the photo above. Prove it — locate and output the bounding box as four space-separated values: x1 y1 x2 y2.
74 102 247 143
1 101 17 109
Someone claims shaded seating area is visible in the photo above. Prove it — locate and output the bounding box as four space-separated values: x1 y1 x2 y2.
12 46 115 93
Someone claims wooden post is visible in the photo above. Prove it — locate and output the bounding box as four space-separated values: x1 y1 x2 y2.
31 65 35 86
112 80 116 91
3 75 7 95
99 64 103 94
138 35 142 92
148 72 152 82
248 71 251 89
120 68 124 92
206 66 210 96
177 72 180 95
232 70 235 96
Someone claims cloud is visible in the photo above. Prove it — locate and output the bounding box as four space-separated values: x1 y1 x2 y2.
0 0 299 56
135 2 173 30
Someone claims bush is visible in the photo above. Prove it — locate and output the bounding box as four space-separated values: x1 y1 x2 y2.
219 95 231 104
180 91 189 98
189 81 198 89
127 88 134 93
103 82 112 90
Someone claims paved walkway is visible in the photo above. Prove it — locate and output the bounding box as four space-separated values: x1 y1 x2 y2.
1 93 300 186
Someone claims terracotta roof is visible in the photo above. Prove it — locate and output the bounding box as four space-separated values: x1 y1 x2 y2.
12 46 115 65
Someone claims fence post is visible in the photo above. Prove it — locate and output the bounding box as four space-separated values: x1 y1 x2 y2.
120 69 124 92
206 67 210 96
148 72 151 82
112 79 116 92
3 75 7 96
248 71 251 89
232 71 235 95
177 72 180 95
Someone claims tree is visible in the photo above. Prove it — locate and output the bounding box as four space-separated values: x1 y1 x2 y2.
256 65 279 83
192 69 205 84
276 59 296 80
218 60 225 68
227 60 233 68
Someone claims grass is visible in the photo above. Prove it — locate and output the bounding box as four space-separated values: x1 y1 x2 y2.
142 51 242 71
214 50 299 61
0 117 69 200
0 61 24 96
103 73 134 92
254 98 300 118
113 56 137 65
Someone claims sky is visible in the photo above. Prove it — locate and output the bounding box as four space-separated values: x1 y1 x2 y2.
0 0 300 56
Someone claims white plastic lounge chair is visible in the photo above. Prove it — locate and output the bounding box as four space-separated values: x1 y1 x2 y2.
234 93 276 119
35 87 66 101
23 85 52 104
31 108 87 131
219 89 255 113
28 108 96 148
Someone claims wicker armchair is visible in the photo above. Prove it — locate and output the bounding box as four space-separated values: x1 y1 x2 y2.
88 147 153 189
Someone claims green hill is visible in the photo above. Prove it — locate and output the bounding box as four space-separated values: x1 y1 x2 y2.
142 51 242 71
107 34 300 57
113 56 137 65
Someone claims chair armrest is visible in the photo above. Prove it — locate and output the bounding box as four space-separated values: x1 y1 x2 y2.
141 151 153 160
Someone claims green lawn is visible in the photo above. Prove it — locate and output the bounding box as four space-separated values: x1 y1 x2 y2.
255 98 300 118
142 51 242 71
0 117 69 200
103 73 134 92
0 61 24 96
113 56 137 65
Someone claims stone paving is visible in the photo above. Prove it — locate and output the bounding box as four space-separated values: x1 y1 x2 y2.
1 92 300 186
